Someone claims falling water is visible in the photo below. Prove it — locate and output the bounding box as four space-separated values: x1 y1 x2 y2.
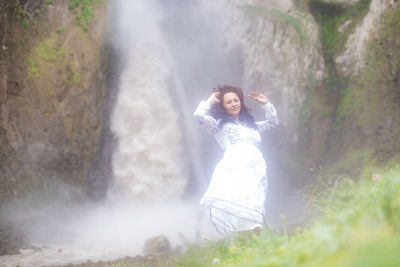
109 0 188 200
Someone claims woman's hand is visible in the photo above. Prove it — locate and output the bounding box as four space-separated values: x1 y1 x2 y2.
248 91 270 105
206 92 220 105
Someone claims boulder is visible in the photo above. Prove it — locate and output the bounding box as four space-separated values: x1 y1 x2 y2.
143 235 171 256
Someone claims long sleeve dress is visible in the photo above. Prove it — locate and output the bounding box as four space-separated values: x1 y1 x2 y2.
193 100 278 234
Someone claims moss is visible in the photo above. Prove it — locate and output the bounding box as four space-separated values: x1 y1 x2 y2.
324 6 400 176
69 0 104 31
309 0 371 96
384 8 400 38
297 1 400 168
72 73 81 84
309 0 371 66
27 57 39 78
37 33 67 62
335 7 400 131
27 30 83 101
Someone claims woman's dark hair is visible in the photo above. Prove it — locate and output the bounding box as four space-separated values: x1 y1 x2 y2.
210 85 257 130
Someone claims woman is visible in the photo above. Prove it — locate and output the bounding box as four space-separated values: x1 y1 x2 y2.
193 85 278 234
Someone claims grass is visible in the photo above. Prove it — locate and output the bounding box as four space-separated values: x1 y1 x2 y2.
175 164 400 266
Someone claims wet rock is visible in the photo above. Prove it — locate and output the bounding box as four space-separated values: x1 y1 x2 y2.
0 0 109 205
143 235 171 256
0 222 25 256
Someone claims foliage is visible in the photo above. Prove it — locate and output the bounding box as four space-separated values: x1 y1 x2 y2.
11 1 45 28
13 3 31 21
69 0 103 30
176 164 400 266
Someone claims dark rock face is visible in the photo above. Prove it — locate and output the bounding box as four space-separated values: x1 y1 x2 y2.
0 1 110 204
0 223 24 256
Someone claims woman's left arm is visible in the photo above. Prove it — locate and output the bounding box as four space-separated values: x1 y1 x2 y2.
248 91 279 132
256 102 279 132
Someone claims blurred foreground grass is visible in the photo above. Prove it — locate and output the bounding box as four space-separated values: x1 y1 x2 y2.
175 165 400 267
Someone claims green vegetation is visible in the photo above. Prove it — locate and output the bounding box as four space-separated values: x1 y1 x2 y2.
385 7 400 37
321 147 375 179
176 164 400 266
308 0 371 93
295 2 400 171
334 6 400 136
309 0 371 67
69 0 103 30
12 2 42 28
37 33 67 62
241 4 308 45
56 26 65 33
13 4 31 21
27 31 82 100
27 57 39 78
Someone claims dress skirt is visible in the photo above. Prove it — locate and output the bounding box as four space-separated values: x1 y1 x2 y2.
200 142 268 234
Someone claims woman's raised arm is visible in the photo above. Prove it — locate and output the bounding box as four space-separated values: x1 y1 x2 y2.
193 92 221 135
249 91 279 132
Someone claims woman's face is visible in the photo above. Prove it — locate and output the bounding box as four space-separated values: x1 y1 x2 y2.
222 92 241 118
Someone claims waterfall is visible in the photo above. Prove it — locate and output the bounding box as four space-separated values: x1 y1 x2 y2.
110 0 188 200
109 0 243 200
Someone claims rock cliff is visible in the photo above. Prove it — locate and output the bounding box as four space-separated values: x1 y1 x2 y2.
0 0 109 204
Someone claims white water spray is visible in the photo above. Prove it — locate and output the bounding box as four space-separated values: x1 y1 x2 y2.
110 0 188 200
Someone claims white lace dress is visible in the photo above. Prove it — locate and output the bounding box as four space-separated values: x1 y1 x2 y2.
194 100 278 234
